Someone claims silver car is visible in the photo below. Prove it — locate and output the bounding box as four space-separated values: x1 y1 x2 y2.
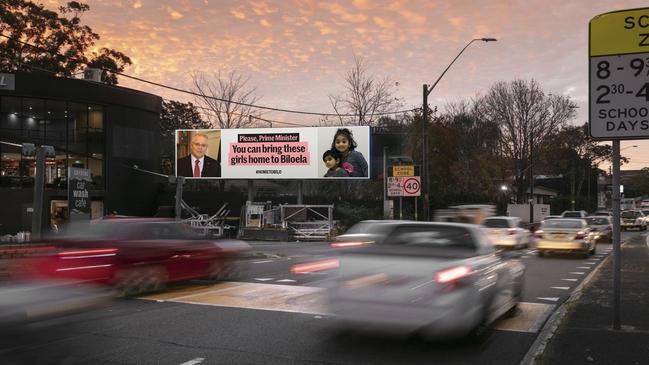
327 220 525 340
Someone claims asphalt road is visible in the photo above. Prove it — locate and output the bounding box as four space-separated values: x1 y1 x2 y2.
0 231 640 365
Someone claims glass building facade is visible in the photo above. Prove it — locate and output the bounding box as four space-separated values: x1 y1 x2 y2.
0 96 104 188
0 72 162 236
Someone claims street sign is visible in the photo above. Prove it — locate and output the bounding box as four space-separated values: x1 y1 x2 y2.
68 167 91 218
392 165 414 177
387 176 421 197
589 7 649 139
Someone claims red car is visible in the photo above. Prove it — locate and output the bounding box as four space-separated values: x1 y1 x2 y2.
21 218 251 296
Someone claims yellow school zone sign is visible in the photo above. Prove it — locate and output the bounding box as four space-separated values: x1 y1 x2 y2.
589 7 649 139
590 8 649 56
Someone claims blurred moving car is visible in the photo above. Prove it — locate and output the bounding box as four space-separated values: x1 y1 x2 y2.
593 210 612 217
326 220 524 340
482 216 532 249
621 210 647 231
561 210 589 218
535 218 596 257
19 218 251 296
585 216 613 244
641 209 649 224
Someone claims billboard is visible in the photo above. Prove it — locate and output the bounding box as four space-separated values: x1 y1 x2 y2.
175 126 370 179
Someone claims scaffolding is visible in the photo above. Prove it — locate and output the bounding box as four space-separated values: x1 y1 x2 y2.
281 204 334 240
181 202 234 237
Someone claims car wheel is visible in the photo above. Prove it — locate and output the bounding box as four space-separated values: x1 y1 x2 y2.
206 259 246 282
113 266 167 297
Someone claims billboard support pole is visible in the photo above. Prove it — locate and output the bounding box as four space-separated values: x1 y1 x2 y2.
175 176 185 220
297 180 303 205
247 180 253 203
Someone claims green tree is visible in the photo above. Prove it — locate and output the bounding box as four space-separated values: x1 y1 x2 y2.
0 0 131 84
160 100 212 137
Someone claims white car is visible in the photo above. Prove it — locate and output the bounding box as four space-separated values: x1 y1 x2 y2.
326 221 524 340
621 210 647 231
482 216 532 249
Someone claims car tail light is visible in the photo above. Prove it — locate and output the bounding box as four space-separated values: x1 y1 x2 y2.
534 230 544 239
58 248 118 259
330 241 365 248
507 228 517 235
435 266 472 284
574 231 586 240
291 258 339 274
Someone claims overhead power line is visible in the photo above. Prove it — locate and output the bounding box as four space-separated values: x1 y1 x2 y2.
1 33 418 118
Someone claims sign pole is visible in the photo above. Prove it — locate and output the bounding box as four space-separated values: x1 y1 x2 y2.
612 140 621 330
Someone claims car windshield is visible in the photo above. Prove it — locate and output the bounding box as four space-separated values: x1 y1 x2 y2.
542 220 583 229
621 211 640 218
586 217 609 225
562 212 582 218
56 221 199 240
362 225 479 258
344 222 399 235
483 219 510 228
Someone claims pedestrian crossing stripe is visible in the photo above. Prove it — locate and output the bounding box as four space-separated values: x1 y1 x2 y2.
140 282 554 333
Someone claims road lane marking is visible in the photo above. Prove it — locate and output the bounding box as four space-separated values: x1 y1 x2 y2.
583 262 596 265
537 297 559 302
561 278 578 282
276 279 296 283
180 358 205 365
576 266 591 269
252 260 274 264
254 278 274 281
570 272 586 275
550 286 570 290
141 283 552 333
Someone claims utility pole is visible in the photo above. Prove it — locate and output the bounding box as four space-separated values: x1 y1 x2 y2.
529 134 534 224
422 37 497 221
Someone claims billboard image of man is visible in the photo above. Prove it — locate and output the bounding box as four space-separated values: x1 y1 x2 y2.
176 132 221 178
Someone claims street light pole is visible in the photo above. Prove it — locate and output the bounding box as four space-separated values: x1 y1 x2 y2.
422 37 497 221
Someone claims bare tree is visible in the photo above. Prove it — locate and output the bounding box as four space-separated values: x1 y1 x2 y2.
478 79 577 202
191 70 262 129
328 54 403 126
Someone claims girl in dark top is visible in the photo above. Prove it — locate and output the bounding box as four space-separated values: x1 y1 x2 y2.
331 128 368 177
322 149 349 177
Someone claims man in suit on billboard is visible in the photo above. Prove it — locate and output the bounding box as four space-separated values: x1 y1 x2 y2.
177 132 221 178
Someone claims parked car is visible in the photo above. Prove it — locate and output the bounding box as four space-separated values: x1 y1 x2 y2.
324 220 525 340
482 216 532 249
561 210 589 218
585 216 613 244
535 218 596 257
18 218 252 296
621 210 647 231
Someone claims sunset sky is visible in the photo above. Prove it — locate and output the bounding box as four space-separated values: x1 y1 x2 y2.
45 0 649 170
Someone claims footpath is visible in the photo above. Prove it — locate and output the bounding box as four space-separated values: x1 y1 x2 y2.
529 234 649 365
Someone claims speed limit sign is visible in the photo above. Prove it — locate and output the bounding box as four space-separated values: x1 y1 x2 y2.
402 177 421 196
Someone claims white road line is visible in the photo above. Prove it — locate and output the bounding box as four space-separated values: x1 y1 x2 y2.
180 358 205 365
570 272 586 275
537 297 559 302
254 278 274 281
576 266 591 269
252 260 274 264
550 286 571 290
561 278 578 282
276 279 296 283
583 262 596 265
591 258 602 261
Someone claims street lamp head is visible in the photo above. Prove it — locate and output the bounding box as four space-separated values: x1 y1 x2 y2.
481 37 497 42
500 185 508 191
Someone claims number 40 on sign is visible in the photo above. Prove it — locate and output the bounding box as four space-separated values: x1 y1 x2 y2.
387 176 421 197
